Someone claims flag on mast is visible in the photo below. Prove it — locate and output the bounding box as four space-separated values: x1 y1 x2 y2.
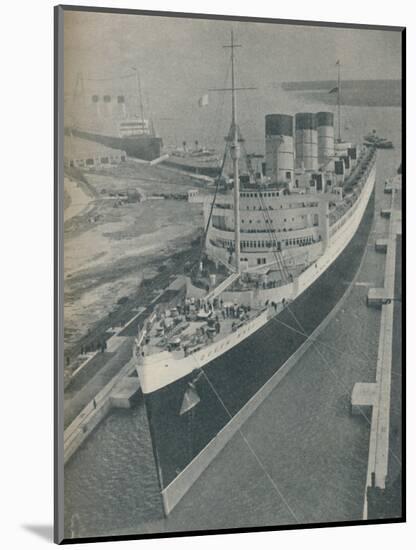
198 93 209 107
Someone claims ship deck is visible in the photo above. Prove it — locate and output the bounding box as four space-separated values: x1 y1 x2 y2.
141 302 263 359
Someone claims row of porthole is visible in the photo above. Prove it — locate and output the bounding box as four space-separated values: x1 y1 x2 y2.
331 183 367 230
331 194 361 234
239 193 319 210
330 201 363 240
199 324 256 362
164 320 263 366
241 216 301 223
200 339 232 361
160 337 234 369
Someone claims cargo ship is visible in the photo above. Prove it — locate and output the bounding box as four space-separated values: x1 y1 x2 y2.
135 34 377 515
65 70 162 161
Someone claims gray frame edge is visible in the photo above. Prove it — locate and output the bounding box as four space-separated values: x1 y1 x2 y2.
52 5 406 544
58 4 405 32
54 4 65 545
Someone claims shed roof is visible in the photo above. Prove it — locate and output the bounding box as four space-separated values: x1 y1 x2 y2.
64 135 125 158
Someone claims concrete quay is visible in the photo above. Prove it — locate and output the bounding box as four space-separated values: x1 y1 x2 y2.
384 175 401 194
66 308 144 391
63 357 139 465
110 377 141 409
367 287 390 307
375 238 389 253
351 383 378 415
352 178 402 519
63 276 186 464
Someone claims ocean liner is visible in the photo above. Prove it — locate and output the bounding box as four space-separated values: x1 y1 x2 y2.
65 70 162 161
135 33 377 514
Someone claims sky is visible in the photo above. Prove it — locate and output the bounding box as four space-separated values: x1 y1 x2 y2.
63 10 402 147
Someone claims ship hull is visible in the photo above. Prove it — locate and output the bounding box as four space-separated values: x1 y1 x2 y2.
143 173 376 513
69 127 163 161
162 158 221 176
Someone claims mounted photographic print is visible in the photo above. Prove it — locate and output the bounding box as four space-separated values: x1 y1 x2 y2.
54 5 405 544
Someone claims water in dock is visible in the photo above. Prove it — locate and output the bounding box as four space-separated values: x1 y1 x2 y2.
63 102 402 539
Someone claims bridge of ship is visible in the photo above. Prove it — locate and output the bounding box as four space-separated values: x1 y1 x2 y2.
193 255 309 295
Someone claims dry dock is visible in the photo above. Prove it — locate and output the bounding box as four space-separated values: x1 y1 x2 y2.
63 179 402 537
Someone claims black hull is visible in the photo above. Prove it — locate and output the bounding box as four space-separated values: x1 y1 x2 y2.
68 128 163 161
144 188 375 493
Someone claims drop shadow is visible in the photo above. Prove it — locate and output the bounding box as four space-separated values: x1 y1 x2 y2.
22 524 53 542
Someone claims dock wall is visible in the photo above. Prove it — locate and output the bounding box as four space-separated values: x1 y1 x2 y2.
63 357 137 464
360 183 402 519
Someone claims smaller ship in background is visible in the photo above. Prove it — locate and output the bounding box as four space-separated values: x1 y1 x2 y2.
364 129 394 149
65 69 163 161
163 141 222 176
162 139 264 178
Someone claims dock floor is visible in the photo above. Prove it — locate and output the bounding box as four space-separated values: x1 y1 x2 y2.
360 179 402 519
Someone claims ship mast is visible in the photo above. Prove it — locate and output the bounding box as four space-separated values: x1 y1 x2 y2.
336 60 342 142
208 32 255 273
229 30 241 273
132 66 146 131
